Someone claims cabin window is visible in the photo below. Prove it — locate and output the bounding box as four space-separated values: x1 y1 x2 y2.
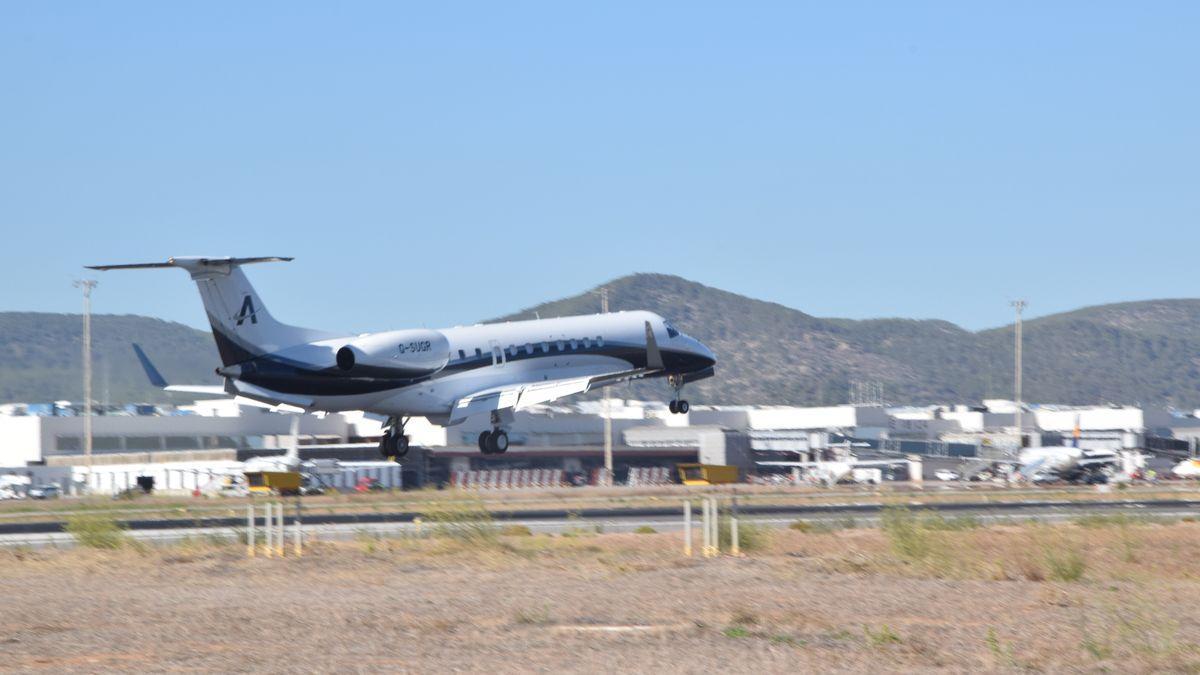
475 348 483 358
525 343 533 355
541 342 550 353
582 337 592 348
596 336 604 347
556 340 565 351
508 345 518 357
569 339 578 350
664 321 680 338
458 349 465 360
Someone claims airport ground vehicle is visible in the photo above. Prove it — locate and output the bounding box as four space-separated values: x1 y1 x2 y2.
677 464 740 485
27 484 60 499
245 471 302 496
935 469 961 481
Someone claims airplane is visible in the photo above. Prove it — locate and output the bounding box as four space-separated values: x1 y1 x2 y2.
963 445 1120 483
88 256 716 460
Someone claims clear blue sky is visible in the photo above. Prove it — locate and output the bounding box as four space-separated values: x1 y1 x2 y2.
1 2 1197 334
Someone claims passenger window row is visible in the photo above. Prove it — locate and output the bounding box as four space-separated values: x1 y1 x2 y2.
457 337 605 361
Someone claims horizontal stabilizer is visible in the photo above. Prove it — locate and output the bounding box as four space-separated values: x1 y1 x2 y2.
87 256 292 271
131 343 226 396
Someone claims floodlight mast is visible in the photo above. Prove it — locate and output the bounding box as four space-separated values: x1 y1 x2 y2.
74 279 98 492
1011 299 1028 448
596 287 613 487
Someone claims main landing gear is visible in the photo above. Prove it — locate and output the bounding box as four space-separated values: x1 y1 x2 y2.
478 411 510 455
379 417 410 461
667 374 690 415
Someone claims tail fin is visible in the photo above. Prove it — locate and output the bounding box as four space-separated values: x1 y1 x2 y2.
89 257 335 366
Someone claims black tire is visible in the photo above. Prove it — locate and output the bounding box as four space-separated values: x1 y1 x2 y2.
378 433 393 459
669 400 678 414
490 430 509 454
394 435 410 459
478 430 493 454
678 400 690 414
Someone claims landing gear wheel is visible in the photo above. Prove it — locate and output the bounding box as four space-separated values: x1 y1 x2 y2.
379 432 411 461
669 400 678 414
489 430 509 454
678 400 689 414
478 430 493 454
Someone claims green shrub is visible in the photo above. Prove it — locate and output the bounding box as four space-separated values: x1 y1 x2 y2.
921 514 982 531
864 624 902 646
500 524 533 537
65 513 128 549
789 520 812 532
1044 545 1086 581
420 498 498 545
719 516 770 552
633 525 657 534
880 506 934 562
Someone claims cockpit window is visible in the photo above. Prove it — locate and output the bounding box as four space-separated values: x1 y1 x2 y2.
664 321 680 338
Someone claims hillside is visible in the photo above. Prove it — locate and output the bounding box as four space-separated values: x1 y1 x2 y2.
0 313 219 404
4 279 1200 406
495 275 1200 408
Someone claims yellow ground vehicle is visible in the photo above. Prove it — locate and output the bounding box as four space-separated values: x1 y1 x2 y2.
245 471 302 496
676 463 740 485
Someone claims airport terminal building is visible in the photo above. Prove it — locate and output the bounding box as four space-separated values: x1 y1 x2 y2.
3 396 1200 492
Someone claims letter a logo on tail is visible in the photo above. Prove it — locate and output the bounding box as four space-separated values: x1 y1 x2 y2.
235 294 258 326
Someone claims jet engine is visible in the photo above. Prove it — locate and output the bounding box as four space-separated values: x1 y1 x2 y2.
335 329 449 378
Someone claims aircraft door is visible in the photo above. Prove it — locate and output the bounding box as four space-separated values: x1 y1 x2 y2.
489 340 505 368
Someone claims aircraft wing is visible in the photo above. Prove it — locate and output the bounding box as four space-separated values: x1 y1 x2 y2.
449 367 659 425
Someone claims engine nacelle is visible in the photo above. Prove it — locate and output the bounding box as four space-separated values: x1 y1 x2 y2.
335 329 449 378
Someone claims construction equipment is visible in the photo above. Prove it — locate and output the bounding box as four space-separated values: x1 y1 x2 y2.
676 463 739 485
245 471 302 496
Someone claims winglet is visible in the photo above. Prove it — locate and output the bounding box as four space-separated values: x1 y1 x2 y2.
132 343 168 388
644 321 664 370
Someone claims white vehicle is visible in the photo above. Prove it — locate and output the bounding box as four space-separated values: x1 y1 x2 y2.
934 469 960 482
90 256 716 459
758 458 907 487
0 474 31 499
1172 459 1200 479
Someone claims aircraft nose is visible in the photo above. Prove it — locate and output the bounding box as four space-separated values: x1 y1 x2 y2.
685 335 716 369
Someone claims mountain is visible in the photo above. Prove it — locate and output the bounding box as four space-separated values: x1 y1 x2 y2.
0 313 219 404
495 275 1200 408
4 277 1200 407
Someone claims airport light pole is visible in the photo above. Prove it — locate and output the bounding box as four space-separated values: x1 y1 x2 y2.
1011 299 1027 448
599 287 613 487
75 279 98 493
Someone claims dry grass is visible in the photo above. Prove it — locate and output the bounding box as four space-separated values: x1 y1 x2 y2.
4 518 1200 671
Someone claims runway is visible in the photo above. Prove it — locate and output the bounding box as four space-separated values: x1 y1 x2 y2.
4 497 1198 548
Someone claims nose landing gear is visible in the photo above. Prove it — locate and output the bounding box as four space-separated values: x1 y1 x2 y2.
667 374 689 415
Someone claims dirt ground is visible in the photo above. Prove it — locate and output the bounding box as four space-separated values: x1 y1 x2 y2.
4 516 1200 673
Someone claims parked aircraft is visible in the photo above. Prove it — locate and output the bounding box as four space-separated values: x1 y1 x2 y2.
963 445 1120 483
90 257 716 460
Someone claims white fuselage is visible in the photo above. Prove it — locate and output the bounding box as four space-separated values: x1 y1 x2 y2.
240 310 714 422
